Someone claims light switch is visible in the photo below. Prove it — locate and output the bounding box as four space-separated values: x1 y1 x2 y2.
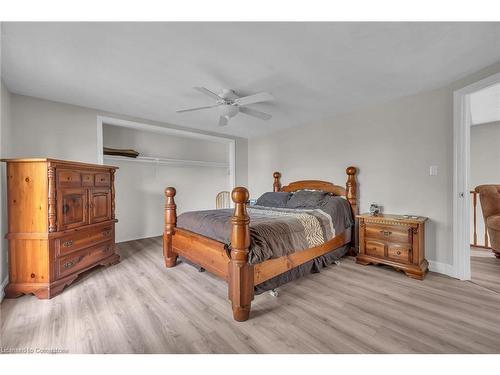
429 165 438 176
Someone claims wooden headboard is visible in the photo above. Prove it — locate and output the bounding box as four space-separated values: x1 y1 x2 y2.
272 166 358 217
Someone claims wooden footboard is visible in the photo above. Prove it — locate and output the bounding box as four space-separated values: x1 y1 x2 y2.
163 186 254 321
163 166 358 322
172 228 229 280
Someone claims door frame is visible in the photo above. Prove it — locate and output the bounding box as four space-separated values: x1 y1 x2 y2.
453 71 500 280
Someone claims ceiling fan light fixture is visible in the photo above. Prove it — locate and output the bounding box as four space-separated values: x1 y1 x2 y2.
177 87 273 126
219 104 239 118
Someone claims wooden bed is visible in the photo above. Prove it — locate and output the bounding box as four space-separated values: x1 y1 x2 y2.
163 167 358 321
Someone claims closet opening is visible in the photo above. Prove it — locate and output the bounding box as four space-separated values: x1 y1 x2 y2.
96 116 235 243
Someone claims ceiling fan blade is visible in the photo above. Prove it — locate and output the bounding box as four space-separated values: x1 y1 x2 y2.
176 104 218 113
234 92 274 106
218 116 229 127
194 87 222 100
239 106 272 120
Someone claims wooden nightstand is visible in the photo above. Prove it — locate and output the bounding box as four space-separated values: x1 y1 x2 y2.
356 213 428 280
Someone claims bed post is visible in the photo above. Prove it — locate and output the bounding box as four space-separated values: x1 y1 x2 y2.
163 187 178 268
228 187 253 322
346 166 358 255
273 171 281 192
346 166 358 216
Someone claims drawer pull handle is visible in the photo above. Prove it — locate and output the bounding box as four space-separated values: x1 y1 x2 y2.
64 260 75 269
397 251 401 255
63 240 74 247
380 230 392 236
102 229 112 237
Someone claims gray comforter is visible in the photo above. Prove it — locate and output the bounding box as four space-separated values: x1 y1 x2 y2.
177 196 353 264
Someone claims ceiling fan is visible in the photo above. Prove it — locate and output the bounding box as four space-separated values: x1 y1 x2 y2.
176 87 274 126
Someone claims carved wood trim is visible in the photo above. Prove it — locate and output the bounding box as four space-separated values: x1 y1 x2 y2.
110 169 116 219
362 219 416 227
47 165 57 232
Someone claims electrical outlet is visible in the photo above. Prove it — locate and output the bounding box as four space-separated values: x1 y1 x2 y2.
429 165 438 176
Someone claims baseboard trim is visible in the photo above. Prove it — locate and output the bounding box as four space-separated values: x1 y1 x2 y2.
116 234 162 244
1 276 9 303
428 260 455 278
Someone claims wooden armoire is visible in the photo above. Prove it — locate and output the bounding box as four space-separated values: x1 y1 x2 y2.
2 158 119 299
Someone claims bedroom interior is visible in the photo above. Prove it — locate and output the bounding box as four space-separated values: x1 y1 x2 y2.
1 6 500 370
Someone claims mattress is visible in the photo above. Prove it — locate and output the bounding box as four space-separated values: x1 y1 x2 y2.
177 196 353 264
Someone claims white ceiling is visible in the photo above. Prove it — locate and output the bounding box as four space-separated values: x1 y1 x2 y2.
2 22 500 138
470 82 500 125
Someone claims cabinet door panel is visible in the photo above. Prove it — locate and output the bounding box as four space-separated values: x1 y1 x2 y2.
57 188 88 231
90 188 112 224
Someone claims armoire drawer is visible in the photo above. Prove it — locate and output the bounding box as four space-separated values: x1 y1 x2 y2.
56 241 115 279
57 169 82 187
55 224 114 257
95 173 111 187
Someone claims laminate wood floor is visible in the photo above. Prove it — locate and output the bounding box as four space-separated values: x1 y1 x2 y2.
471 255 500 293
1 237 500 354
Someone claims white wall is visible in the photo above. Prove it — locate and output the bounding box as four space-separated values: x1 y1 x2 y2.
248 62 500 271
103 125 230 242
1 80 13 290
8 94 248 186
470 121 500 247
2 93 248 272
471 121 500 187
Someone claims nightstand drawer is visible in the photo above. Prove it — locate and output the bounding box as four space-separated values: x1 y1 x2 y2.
365 223 410 244
365 240 385 258
387 244 411 263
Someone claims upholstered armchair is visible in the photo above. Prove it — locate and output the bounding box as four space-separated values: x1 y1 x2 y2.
475 185 500 258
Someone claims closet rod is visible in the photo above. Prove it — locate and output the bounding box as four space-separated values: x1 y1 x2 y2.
103 155 229 168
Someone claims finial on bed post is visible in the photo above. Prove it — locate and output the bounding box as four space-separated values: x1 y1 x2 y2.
164 187 178 268
346 166 358 216
228 187 253 322
273 171 281 192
